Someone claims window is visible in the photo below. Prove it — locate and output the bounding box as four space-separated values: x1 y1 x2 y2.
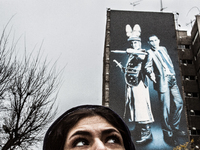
188 110 200 116
185 45 191 49
185 92 199 98
195 110 200 116
187 60 193 64
178 44 191 49
180 59 193 65
178 45 185 49
190 127 200 135
189 110 195 116
193 93 198 97
182 75 196 80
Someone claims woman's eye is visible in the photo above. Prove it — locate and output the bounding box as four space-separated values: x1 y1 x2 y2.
106 136 120 144
76 141 86 147
107 138 116 144
73 139 89 147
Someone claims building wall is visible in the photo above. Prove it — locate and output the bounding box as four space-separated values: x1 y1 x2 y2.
176 15 200 148
103 11 200 149
102 9 110 107
103 9 190 149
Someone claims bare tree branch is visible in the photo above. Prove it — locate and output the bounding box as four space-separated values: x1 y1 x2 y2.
0 23 61 150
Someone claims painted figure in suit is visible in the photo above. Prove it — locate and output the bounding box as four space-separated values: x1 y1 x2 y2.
112 24 154 144
145 35 186 145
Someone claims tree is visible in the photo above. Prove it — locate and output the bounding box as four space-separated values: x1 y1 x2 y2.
0 25 61 150
0 25 16 99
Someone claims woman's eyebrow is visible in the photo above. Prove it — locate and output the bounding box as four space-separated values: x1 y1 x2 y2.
69 128 120 140
69 131 91 140
102 128 120 135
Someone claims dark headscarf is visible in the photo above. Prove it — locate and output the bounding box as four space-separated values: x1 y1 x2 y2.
43 105 135 150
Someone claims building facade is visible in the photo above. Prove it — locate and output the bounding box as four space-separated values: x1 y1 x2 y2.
177 15 200 149
103 10 200 149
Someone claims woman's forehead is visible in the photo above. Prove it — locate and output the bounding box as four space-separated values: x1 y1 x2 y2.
66 116 120 138
71 116 113 129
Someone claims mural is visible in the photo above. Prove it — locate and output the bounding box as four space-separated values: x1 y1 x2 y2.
109 10 189 149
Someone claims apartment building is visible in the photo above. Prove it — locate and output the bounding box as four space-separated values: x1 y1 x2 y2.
177 15 200 149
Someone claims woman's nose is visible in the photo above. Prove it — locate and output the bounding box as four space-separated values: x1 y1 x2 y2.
92 139 106 150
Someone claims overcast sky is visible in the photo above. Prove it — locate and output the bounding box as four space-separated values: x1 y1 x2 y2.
0 0 200 148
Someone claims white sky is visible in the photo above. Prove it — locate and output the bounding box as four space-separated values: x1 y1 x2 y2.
0 0 200 149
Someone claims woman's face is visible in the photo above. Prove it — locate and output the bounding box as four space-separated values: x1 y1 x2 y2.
64 115 125 150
